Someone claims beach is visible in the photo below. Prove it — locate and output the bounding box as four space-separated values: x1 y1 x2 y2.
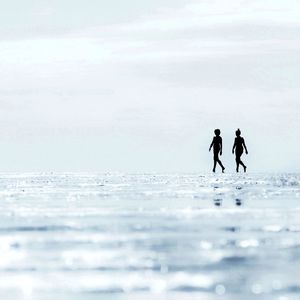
0 173 299 300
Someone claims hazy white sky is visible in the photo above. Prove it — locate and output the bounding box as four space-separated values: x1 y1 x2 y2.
0 0 299 172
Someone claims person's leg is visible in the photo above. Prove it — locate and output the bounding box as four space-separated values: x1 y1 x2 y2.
235 155 240 172
239 160 245 168
213 152 218 172
213 151 225 172
213 160 217 172
239 159 247 172
238 152 247 172
217 159 225 172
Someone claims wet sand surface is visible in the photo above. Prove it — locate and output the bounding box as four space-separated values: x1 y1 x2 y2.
0 173 299 300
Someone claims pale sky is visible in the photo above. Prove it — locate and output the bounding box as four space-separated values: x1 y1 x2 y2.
0 0 299 172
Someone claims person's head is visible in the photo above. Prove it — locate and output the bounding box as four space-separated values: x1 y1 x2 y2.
214 129 221 136
236 128 241 136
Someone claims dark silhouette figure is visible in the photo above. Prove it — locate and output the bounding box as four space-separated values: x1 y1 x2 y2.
209 129 225 173
232 129 248 172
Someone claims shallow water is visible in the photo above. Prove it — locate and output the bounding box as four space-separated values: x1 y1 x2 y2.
0 173 299 300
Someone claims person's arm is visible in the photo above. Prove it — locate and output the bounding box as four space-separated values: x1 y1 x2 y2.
220 137 222 155
209 138 214 151
232 139 236 154
243 138 248 154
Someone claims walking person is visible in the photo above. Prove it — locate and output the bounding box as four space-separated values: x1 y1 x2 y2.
209 129 225 173
232 128 248 172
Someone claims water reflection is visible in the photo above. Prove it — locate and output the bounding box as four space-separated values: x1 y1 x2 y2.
235 198 243 206
214 199 222 207
0 173 298 299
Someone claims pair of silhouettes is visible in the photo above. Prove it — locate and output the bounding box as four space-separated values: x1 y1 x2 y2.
209 128 248 173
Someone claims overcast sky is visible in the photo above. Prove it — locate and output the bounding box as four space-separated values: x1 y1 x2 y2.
0 0 299 172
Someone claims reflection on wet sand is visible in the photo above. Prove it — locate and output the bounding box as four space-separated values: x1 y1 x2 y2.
0 173 298 300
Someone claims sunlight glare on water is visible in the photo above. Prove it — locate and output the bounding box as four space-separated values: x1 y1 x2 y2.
0 173 299 300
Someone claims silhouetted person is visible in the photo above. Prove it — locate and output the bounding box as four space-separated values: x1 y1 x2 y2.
232 128 248 172
209 129 225 173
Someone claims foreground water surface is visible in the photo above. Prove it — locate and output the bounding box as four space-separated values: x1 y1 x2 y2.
0 173 299 300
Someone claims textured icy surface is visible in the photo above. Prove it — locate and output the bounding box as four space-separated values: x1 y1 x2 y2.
0 173 299 300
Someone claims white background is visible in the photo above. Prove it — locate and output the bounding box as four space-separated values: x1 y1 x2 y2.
0 0 299 172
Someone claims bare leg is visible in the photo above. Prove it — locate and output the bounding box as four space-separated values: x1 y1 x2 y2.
213 160 217 172
213 152 219 172
236 153 245 172
236 157 239 172
240 160 247 172
217 159 225 172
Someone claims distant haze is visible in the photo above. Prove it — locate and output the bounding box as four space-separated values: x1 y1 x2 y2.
0 0 299 172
